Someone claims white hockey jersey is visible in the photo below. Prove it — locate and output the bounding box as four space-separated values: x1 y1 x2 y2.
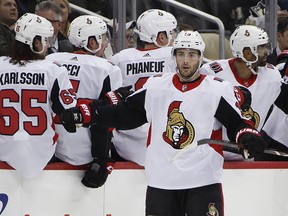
109 47 176 165
46 52 122 165
262 104 288 147
95 73 249 189
200 58 282 160
0 57 76 178
261 62 288 149
109 47 176 91
200 58 282 130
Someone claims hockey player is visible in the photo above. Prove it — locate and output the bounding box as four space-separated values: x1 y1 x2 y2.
61 30 266 216
108 9 178 166
258 50 288 160
200 25 282 160
46 15 125 188
0 13 77 178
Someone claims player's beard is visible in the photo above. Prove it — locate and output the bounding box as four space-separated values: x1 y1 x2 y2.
177 63 200 82
257 55 268 67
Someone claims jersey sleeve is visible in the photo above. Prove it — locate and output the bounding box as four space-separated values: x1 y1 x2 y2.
213 81 253 141
273 82 288 114
94 88 147 129
108 64 123 90
50 65 77 115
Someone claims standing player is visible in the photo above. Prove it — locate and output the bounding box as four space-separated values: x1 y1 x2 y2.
0 13 76 178
108 9 178 165
61 30 266 216
46 15 124 188
258 50 288 160
200 25 282 160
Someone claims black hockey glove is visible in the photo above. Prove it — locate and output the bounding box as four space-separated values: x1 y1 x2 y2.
81 158 115 188
236 128 267 159
105 85 133 105
60 103 92 132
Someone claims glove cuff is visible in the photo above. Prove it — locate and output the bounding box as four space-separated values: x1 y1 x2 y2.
105 91 121 105
78 103 92 125
236 127 260 143
94 158 115 174
106 161 115 174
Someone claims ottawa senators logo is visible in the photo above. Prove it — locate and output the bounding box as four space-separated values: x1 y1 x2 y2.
162 101 195 149
234 86 260 128
206 203 219 216
242 107 260 129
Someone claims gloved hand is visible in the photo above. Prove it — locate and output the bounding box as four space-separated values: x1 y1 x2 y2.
60 103 92 132
105 85 133 105
236 128 267 159
81 158 115 188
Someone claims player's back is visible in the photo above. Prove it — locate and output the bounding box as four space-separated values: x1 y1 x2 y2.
46 52 122 165
109 46 176 91
47 52 122 99
0 56 76 178
109 46 176 165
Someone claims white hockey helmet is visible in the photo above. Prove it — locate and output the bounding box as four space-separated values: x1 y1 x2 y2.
14 13 54 54
230 25 269 64
134 9 177 47
68 15 107 54
172 30 205 63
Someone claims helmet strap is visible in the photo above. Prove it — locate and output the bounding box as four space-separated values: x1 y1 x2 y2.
241 51 258 75
154 33 172 48
84 43 102 55
246 63 257 75
30 42 46 55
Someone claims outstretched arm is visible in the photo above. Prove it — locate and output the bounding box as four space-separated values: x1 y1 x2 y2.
61 89 148 131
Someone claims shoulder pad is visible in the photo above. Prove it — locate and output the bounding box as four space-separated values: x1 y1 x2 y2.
209 62 223 73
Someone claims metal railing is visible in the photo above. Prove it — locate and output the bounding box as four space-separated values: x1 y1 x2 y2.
70 0 278 57
71 0 225 58
69 3 110 22
157 0 226 59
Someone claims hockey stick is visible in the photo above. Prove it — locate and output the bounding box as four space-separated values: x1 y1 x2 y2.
170 138 288 163
170 139 246 163
198 139 288 158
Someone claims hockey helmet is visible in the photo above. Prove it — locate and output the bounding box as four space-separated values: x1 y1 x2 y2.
172 30 205 64
134 9 177 47
68 15 108 53
14 13 54 54
230 25 270 64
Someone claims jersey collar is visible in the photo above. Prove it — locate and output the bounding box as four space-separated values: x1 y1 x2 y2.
172 73 206 92
228 58 257 87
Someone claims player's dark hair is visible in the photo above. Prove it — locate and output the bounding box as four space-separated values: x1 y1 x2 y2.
173 49 201 56
136 36 145 49
136 30 168 49
277 17 288 34
9 36 45 65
